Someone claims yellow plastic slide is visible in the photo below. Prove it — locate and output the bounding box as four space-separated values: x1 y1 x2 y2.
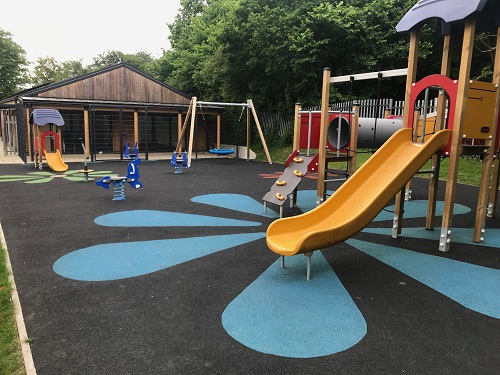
44 149 69 172
266 128 451 256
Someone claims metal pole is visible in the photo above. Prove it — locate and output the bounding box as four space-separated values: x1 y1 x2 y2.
307 110 312 156
197 101 249 107
330 68 408 83
306 252 312 281
421 88 430 143
337 110 342 157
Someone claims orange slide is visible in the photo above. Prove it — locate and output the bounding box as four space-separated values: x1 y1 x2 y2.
44 149 69 172
266 128 451 256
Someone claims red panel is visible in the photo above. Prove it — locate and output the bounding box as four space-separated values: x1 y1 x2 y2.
39 130 60 154
285 150 300 167
299 112 322 149
408 74 457 155
308 153 320 173
299 112 352 150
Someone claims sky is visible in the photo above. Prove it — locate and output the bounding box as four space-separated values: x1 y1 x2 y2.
1 0 182 67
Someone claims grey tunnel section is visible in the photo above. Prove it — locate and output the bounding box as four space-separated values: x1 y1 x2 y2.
328 116 404 149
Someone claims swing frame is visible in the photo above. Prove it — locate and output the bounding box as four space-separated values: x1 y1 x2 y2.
175 97 272 165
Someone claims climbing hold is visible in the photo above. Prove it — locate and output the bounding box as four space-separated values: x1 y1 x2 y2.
293 170 303 177
276 180 287 186
276 193 285 201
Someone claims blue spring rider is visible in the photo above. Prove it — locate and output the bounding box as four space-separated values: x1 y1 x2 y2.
171 151 189 174
124 141 139 160
96 157 142 200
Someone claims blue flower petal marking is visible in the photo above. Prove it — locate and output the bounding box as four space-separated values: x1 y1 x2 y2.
364 227 500 248
52 190 492 360
372 200 471 222
191 194 279 218
295 190 334 213
222 252 367 358
347 239 500 319
53 233 265 281
95 210 261 227
293 195 469 223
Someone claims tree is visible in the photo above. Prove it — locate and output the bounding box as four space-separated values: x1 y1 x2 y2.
59 60 88 80
91 50 125 69
30 57 89 86
0 28 29 98
30 50 160 87
31 57 60 86
90 50 157 75
159 0 424 112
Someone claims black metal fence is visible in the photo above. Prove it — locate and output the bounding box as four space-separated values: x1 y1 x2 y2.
259 98 443 140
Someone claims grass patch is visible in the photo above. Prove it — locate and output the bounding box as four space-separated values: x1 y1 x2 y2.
0 245 25 375
252 144 485 186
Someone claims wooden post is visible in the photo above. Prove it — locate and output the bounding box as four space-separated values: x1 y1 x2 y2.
84 109 90 158
411 110 421 142
33 123 37 167
56 126 62 153
439 18 476 252
293 103 302 151
487 28 500 218
35 125 42 167
292 103 302 206
474 27 500 241
426 34 452 230
133 110 139 145
176 97 195 153
393 29 420 238
249 99 272 164
187 97 197 165
177 112 182 146
348 104 360 176
317 68 331 204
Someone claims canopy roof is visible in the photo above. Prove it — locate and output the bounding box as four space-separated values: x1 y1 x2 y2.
396 0 500 34
29 108 65 127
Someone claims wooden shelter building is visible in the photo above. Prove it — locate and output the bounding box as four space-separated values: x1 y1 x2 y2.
0 63 224 162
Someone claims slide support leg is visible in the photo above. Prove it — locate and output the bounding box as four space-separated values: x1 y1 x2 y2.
306 251 313 281
281 255 285 268
439 226 451 252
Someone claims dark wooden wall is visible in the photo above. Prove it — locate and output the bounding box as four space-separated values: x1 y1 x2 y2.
38 66 191 104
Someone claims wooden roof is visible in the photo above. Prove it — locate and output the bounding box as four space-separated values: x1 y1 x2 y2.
1 63 191 106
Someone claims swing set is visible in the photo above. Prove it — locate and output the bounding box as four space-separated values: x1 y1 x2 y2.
175 97 272 166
